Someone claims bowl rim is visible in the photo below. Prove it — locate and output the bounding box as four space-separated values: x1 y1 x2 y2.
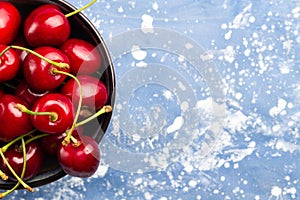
0 0 116 189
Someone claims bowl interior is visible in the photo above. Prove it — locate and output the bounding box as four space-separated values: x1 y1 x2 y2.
0 0 115 189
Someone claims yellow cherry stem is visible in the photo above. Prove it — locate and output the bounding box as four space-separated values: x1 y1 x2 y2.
0 138 29 198
0 45 69 69
14 104 58 122
65 0 97 18
0 140 33 192
52 69 82 145
75 105 112 127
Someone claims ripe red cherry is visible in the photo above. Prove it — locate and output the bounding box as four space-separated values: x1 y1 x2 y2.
40 128 82 155
0 141 44 181
57 135 100 177
22 46 70 92
30 93 74 134
61 75 108 110
0 88 4 98
60 38 102 75
12 35 30 62
0 95 33 142
14 80 52 107
0 2 21 45
0 45 21 82
24 4 70 47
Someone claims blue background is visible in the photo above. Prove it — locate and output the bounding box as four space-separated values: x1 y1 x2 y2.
5 0 300 199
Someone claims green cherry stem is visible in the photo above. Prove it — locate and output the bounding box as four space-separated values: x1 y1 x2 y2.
0 138 28 198
1 129 37 153
14 104 58 122
75 105 112 127
25 133 49 146
0 170 8 181
65 0 97 18
0 45 69 69
52 68 82 145
0 142 33 192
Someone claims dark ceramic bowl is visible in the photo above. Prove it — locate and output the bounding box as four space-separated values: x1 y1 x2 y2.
0 0 115 189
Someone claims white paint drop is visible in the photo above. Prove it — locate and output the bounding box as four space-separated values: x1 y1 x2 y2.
271 186 282 196
131 45 147 60
152 2 159 11
141 14 154 33
166 116 184 133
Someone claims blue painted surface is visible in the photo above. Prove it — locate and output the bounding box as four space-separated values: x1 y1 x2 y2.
5 0 300 199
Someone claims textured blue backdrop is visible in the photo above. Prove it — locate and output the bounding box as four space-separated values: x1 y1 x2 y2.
5 0 300 199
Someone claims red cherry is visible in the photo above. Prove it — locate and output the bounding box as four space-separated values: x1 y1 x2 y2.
0 2 21 45
60 38 102 75
0 95 33 142
0 45 21 82
0 87 4 98
61 75 108 110
41 128 82 155
31 93 74 134
22 46 70 92
57 135 100 177
14 80 52 107
12 35 30 62
24 4 70 47
0 141 44 181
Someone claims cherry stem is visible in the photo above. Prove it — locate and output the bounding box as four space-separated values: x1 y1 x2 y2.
0 170 8 181
1 82 16 90
65 0 97 18
0 45 69 69
0 139 27 198
25 133 48 146
14 103 58 122
75 105 112 127
1 129 36 153
0 142 33 192
52 69 82 145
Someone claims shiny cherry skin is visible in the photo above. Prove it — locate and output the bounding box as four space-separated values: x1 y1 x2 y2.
61 75 108 110
24 4 70 47
0 2 21 45
22 46 70 92
61 38 102 75
0 141 44 181
14 80 52 107
0 95 33 142
41 128 82 155
57 135 100 177
31 93 74 134
12 34 30 62
0 88 4 98
0 45 21 82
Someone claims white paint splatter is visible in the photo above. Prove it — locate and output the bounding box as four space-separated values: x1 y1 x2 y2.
166 116 184 133
141 14 154 33
131 45 147 60
269 98 287 117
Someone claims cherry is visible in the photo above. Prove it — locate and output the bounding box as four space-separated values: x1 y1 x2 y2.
0 2 21 45
16 93 74 134
0 94 33 142
0 45 21 82
60 38 102 75
24 4 70 47
61 75 108 110
22 46 70 92
0 86 4 99
12 35 30 62
0 141 44 181
40 128 82 155
57 135 100 177
14 80 52 107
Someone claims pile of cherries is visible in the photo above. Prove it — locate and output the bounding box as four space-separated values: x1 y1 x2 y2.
0 0 112 197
